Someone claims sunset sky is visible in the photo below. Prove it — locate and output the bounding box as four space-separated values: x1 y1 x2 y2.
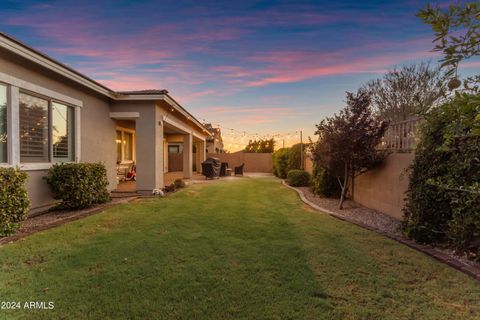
0 0 478 150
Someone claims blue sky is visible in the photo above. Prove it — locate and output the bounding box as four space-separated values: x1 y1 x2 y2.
0 0 478 150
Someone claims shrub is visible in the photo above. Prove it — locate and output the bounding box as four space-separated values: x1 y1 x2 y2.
0 167 30 236
310 164 341 198
45 163 110 210
174 179 186 189
286 143 304 172
446 187 480 259
403 94 480 259
287 170 310 187
272 148 290 178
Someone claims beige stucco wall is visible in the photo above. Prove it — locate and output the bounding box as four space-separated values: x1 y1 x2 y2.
305 153 412 220
207 152 273 173
353 153 413 220
111 101 164 192
1 48 117 213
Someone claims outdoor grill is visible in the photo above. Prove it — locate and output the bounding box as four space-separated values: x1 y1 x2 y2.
201 157 221 179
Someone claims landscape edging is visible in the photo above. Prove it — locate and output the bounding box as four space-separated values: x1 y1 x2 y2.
282 180 480 282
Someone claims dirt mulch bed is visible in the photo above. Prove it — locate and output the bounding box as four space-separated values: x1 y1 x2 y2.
285 182 480 281
0 196 140 246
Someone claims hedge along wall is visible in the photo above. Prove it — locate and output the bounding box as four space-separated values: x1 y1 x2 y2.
207 152 273 173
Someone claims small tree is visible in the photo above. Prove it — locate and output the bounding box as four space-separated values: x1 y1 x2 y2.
366 62 448 121
311 90 389 209
244 138 275 153
417 2 479 91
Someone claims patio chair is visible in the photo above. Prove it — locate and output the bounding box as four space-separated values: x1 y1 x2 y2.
234 163 244 176
220 162 228 176
124 162 136 181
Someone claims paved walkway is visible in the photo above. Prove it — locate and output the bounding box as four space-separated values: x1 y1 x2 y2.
114 172 274 193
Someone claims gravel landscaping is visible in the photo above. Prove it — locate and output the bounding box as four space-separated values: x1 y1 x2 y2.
297 186 401 235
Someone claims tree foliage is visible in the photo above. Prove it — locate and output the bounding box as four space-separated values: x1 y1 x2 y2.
272 148 290 178
272 145 306 179
403 93 480 260
286 143 308 172
244 138 275 153
311 90 388 208
366 62 448 121
417 2 480 91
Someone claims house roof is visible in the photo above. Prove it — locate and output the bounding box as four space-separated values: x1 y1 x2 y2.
0 32 209 134
116 89 169 95
0 32 114 95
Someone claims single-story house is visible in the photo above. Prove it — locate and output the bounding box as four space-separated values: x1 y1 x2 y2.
0 32 210 214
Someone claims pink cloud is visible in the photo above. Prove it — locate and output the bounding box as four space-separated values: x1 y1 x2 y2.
199 106 293 115
97 75 158 91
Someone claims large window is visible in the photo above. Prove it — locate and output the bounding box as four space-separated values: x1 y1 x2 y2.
116 129 134 163
52 102 74 162
19 93 75 164
0 84 7 163
116 130 122 163
124 132 133 161
19 93 49 163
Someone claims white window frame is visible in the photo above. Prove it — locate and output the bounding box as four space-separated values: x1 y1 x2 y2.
0 82 9 164
116 126 136 164
0 72 82 170
51 100 76 163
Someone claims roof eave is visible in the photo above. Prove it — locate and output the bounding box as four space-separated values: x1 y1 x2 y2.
0 32 211 136
115 93 210 135
0 32 115 98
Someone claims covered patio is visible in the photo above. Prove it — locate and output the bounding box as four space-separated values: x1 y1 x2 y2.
109 93 208 194
114 172 206 193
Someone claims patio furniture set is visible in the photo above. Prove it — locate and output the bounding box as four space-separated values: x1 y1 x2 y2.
201 157 244 179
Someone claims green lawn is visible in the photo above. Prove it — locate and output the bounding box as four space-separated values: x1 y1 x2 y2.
0 178 479 319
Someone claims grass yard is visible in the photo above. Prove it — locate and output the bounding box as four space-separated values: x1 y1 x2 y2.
0 178 479 319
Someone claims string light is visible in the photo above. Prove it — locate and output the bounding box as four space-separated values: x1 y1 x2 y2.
200 117 303 150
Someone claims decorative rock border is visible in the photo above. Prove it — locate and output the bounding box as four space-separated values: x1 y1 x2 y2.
282 180 480 281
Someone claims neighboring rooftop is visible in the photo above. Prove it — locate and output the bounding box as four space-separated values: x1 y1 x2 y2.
203 123 222 142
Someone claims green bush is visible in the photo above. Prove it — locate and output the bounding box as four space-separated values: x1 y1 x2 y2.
287 170 310 187
287 143 304 172
0 167 30 236
403 94 480 259
272 148 290 178
45 163 110 210
174 179 186 189
310 164 341 198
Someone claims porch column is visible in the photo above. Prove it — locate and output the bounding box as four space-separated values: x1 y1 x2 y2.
136 107 164 193
197 140 206 173
183 133 193 178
